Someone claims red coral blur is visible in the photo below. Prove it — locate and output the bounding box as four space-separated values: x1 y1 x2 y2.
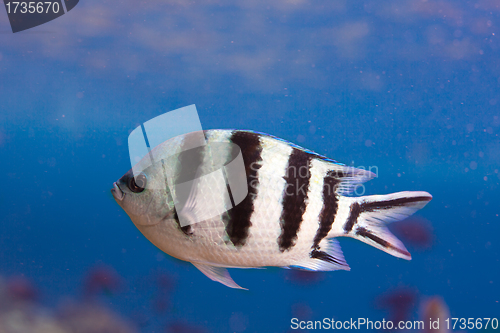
6 276 38 301
83 265 123 297
375 287 419 325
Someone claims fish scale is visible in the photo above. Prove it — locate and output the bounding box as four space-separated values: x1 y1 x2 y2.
112 129 432 289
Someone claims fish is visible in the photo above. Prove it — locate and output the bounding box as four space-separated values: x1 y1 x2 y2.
111 130 432 289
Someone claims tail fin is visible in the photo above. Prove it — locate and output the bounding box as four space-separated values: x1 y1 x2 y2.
344 191 432 260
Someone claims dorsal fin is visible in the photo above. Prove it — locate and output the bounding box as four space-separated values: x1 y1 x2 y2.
235 130 376 195
322 164 376 195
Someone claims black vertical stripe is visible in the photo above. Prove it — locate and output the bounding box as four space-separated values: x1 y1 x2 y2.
225 131 263 247
174 132 206 184
172 207 193 236
160 158 193 236
278 149 312 252
311 171 340 250
171 134 207 223
344 202 361 233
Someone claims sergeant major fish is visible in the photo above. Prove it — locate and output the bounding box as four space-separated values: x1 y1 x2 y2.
111 130 432 289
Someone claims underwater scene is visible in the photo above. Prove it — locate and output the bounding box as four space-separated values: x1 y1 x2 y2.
1 0 499 332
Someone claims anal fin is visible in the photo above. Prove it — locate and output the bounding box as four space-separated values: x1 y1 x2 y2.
192 262 247 290
289 239 350 272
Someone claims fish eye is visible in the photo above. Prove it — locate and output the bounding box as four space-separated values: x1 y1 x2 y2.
128 173 147 193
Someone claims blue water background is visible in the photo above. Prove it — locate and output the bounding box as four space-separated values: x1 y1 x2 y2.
1 0 499 332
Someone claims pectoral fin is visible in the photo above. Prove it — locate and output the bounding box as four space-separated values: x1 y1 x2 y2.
192 262 247 290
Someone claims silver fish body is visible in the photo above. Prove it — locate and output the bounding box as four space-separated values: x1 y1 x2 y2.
112 130 432 289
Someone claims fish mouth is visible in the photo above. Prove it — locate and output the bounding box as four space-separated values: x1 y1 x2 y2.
111 182 125 201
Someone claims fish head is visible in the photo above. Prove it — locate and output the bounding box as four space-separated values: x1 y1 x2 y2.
111 162 173 227
112 132 248 230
